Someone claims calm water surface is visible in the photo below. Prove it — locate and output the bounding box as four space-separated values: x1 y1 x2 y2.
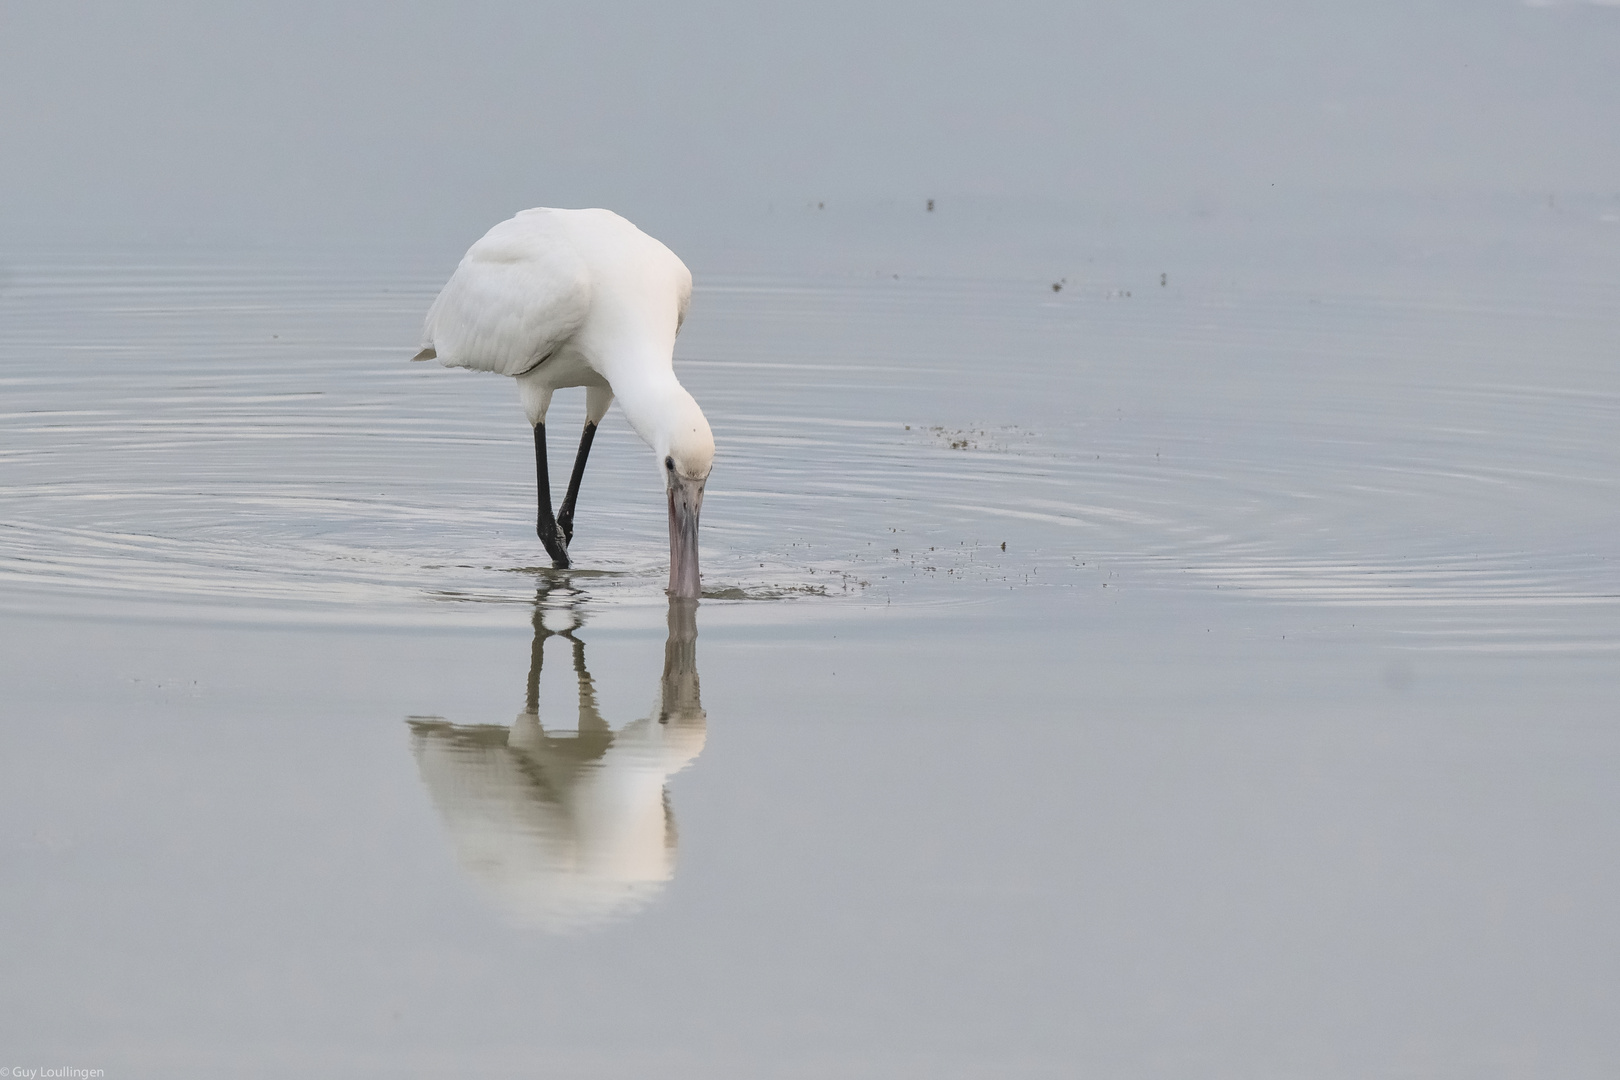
2 226 1618 1076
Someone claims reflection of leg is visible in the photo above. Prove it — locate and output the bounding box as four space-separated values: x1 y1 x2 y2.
513 588 615 763
569 633 611 736
525 595 552 717
534 423 570 567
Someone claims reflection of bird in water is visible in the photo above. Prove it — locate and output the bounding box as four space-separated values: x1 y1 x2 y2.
409 591 706 932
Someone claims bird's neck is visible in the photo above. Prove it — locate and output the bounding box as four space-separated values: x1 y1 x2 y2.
614 372 700 456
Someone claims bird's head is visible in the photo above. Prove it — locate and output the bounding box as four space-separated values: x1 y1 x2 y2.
658 392 713 601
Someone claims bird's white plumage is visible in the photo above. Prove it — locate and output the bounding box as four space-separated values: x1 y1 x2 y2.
419 207 692 388
416 207 709 477
416 207 713 594
419 215 594 378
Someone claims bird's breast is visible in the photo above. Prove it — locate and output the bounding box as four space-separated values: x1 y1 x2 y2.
517 344 613 392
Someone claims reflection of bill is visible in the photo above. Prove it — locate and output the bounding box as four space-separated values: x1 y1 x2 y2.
409 596 706 932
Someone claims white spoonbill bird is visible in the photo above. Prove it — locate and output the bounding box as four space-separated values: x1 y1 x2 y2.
413 208 714 598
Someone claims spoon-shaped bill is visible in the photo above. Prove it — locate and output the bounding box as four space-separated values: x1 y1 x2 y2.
667 473 705 599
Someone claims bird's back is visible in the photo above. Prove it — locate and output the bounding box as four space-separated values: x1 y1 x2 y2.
417 208 692 379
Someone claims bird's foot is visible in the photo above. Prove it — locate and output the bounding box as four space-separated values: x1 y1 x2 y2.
538 521 571 569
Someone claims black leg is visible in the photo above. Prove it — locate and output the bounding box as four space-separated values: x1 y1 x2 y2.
534 423 570 567
557 420 597 546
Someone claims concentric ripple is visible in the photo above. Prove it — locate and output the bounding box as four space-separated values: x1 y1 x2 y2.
2 253 1617 646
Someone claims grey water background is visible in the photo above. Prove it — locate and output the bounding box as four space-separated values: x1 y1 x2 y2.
5 2 1620 1077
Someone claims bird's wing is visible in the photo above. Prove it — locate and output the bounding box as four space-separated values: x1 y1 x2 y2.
418 216 593 376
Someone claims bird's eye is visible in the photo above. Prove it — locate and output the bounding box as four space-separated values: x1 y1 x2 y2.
665 456 675 471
